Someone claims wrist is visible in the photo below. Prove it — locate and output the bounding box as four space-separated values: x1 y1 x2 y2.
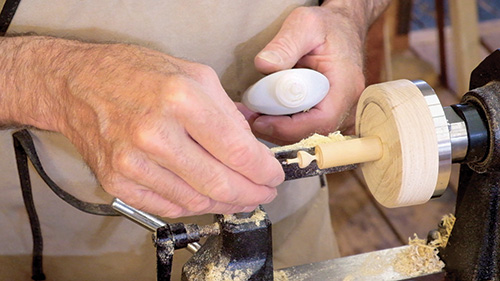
0 36 71 131
321 0 390 41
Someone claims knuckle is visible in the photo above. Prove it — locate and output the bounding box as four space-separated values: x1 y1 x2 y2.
226 144 256 170
205 179 238 204
134 128 153 149
114 152 148 179
182 62 222 89
273 36 297 59
133 127 175 156
167 87 191 107
113 152 132 171
161 76 192 103
191 64 218 81
195 63 217 76
292 6 320 24
163 87 197 118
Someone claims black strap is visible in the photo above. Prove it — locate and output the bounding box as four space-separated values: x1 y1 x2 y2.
13 130 119 216
13 134 46 281
13 129 119 281
0 0 21 36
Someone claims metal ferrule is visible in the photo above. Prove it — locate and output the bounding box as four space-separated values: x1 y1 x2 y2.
112 198 166 231
413 80 452 198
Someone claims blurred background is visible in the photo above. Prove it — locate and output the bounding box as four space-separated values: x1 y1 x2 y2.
329 0 500 256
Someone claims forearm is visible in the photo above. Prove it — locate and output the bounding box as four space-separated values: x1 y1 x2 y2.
0 36 149 134
321 0 391 41
0 36 73 131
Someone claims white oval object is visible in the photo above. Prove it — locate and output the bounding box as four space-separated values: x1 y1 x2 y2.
242 68 329 115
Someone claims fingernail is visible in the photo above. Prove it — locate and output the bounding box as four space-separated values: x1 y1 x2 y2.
254 120 273 136
257 51 283 65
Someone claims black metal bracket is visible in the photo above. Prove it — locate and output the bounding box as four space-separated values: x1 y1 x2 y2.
440 49 500 280
155 223 204 281
181 207 273 281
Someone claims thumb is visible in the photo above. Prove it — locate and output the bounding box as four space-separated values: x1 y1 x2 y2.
255 10 323 74
255 36 304 75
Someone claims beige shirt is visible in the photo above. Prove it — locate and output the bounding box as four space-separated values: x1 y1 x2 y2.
9 0 317 101
0 0 322 266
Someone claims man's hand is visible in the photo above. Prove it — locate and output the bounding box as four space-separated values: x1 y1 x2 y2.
0 36 284 217
240 0 390 145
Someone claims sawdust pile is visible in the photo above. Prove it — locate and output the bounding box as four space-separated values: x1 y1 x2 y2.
223 207 267 227
393 214 455 277
273 270 289 281
203 255 254 281
271 131 348 153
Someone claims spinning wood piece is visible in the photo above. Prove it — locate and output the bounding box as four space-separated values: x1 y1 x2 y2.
286 136 383 168
287 80 451 207
357 79 451 207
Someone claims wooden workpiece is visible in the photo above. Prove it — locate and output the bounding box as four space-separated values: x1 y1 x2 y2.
288 80 441 208
358 79 439 208
287 136 383 169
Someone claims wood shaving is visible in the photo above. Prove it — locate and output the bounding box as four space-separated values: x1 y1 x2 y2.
204 255 253 281
393 214 455 277
433 214 455 248
271 131 348 153
273 270 289 281
223 207 267 227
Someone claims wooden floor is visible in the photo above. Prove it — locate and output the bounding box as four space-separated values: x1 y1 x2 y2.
328 19 500 257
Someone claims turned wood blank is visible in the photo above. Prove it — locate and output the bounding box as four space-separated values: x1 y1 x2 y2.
356 79 439 208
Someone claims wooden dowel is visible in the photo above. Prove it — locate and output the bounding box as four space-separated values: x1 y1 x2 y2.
286 136 383 169
315 136 383 169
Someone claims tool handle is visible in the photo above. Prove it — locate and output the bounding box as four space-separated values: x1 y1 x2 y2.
242 68 329 115
315 136 383 169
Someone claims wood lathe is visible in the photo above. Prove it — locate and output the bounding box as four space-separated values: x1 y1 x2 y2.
284 78 469 208
275 49 500 280
12 49 500 280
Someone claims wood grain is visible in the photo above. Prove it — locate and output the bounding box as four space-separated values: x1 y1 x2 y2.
356 80 439 207
315 136 382 169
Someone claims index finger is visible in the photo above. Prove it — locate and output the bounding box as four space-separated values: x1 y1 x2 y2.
172 81 285 188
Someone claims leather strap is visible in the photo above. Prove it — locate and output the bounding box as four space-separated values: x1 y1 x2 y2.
13 129 119 281
0 0 21 36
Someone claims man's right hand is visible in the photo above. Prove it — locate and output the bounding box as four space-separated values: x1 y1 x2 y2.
0 36 284 218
